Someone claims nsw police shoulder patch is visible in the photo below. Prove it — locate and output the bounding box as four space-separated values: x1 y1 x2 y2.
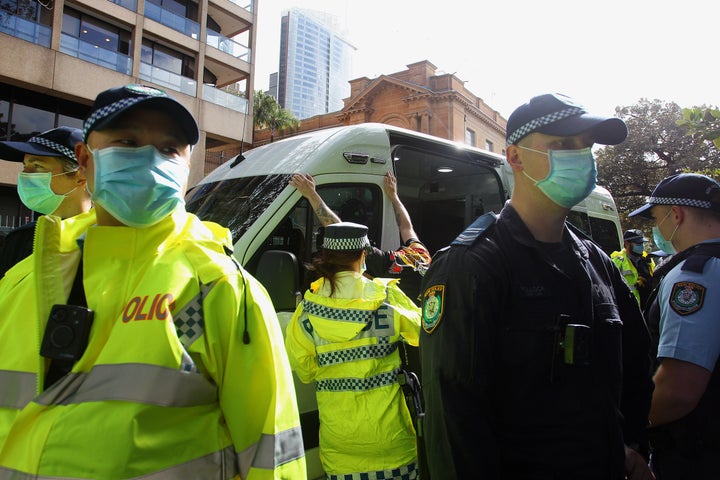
422 284 445 333
669 281 706 316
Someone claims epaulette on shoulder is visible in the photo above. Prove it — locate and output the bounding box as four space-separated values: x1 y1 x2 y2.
681 241 720 274
451 212 498 246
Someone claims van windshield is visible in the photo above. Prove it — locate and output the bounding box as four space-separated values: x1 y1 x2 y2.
186 174 288 242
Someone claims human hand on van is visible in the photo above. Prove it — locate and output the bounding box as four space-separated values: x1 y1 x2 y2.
289 173 317 198
384 171 399 199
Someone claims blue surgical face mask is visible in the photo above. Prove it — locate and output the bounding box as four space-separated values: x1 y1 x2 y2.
17 171 77 215
630 243 645 255
652 209 678 255
88 145 189 228
520 146 597 208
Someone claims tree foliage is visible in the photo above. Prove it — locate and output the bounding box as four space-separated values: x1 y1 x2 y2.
677 106 720 150
596 99 720 233
253 90 300 142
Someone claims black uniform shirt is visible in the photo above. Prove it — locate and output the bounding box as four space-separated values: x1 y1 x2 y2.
419 203 653 480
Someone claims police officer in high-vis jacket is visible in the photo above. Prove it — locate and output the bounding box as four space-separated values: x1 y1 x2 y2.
629 173 720 479
611 229 655 308
0 127 91 276
285 222 421 480
419 93 655 480
0 85 306 479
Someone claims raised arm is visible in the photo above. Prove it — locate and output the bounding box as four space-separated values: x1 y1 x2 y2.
384 171 417 243
289 173 340 227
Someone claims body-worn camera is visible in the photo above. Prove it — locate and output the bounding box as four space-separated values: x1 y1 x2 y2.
561 324 592 366
40 304 94 361
550 315 592 383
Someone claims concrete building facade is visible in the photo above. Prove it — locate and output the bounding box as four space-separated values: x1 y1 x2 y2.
0 0 255 230
254 60 507 154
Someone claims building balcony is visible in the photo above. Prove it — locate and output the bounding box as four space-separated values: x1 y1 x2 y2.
139 61 196 96
0 14 50 47
144 3 200 39
202 84 248 113
108 0 137 12
227 0 252 12
206 28 250 62
60 34 132 75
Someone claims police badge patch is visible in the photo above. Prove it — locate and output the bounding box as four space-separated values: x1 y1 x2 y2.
669 281 706 316
422 285 445 333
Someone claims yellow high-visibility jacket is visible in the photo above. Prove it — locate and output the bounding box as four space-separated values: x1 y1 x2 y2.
0 209 97 448
0 208 306 480
611 248 655 305
285 272 420 478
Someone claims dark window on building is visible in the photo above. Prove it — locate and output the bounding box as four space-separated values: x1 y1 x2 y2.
0 84 88 141
145 0 197 21
0 0 52 25
141 40 195 78
62 8 131 54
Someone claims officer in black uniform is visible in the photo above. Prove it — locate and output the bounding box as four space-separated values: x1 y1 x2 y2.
629 173 720 479
419 93 655 480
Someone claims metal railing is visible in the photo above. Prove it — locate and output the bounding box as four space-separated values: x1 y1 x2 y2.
60 33 132 74
202 84 248 113
143 2 199 38
206 28 250 61
0 13 50 47
139 62 197 96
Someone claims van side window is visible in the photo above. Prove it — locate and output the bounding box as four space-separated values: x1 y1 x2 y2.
392 146 505 254
567 211 621 255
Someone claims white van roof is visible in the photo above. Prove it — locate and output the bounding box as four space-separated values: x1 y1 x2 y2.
195 123 505 187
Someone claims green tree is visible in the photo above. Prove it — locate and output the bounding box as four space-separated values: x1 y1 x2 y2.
596 99 720 232
253 90 300 142
677 106 720 150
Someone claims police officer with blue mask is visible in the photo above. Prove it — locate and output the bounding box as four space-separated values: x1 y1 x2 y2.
0 127 90 276
612 229 655 308
629 173 720 480
419 93 654 480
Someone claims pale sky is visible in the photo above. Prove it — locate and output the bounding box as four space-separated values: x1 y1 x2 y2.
253 0 718 120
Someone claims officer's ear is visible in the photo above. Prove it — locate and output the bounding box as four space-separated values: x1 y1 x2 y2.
506 144 523 172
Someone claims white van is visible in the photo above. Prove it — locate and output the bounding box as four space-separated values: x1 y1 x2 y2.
186 123 623 478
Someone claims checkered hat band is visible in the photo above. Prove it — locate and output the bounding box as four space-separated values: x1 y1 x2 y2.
506 106 585 146
648 196 713 209
323 235 370 251
316 367 400 392
28 137 77 162
83 97 146 139
327 461 418 480
317 337 397 367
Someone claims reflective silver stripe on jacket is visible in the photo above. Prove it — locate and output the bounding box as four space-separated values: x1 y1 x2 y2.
34 363 218 407
236 426 305 479
0 445 238 479
0 370 36 409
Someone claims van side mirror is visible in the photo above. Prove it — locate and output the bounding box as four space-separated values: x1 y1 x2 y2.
255 250 301 311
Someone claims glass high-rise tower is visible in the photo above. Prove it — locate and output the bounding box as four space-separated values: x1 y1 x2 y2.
278 8 355 120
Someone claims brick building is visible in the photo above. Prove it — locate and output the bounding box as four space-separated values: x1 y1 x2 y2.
248 60 507 154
